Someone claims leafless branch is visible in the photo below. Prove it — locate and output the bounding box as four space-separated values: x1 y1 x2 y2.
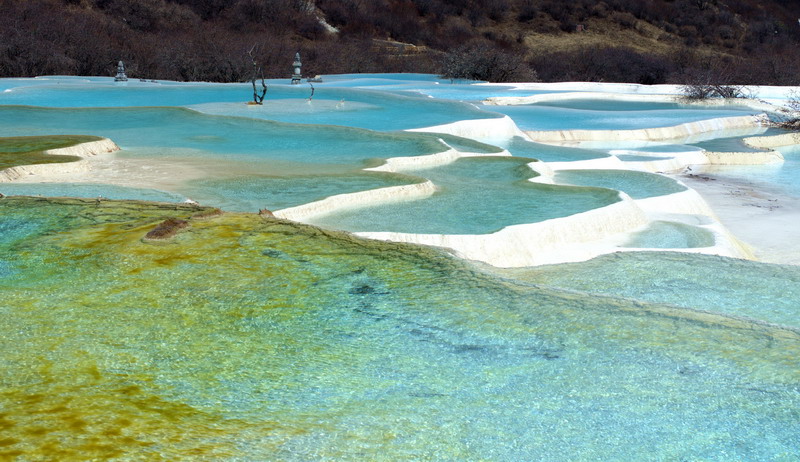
247 45 268 104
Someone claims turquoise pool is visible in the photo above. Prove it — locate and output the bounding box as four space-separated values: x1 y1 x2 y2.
621 220 716 248
309 156 620 234
485 104 761 131
502 251 800 330
555 169 687 199
1 77 503 131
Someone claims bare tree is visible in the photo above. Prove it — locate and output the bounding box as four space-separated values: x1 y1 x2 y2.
774 89 800 129
679 63 749 101
440 43 538 83
680 81 748 100
247 45 267 104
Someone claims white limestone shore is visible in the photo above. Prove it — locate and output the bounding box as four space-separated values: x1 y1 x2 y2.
484 81 800 110
354 196 650 267
408 115 526 140
676 170 800 265
364 144 511 173
527 147 783 179
0 138 119 182
744 132 800 149
275 180 438 221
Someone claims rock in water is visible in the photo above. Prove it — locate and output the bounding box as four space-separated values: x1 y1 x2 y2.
144 218 189 240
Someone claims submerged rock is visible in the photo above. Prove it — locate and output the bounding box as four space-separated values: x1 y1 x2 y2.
191 208 223 220
144 217 189 240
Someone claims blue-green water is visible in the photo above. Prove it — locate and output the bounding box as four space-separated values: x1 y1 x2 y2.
0 106 446 165
555 169 687 199
621 221 716 248
1 75 799 460
182 172 421 212
0 198 798 460
502 251 800 330
690 135 771 152
616 154 677 161
486 104 761 131
695 143 800 198
614 144 702 153
2 78 502 131
310 156 620 234
0 182 188 203
501 136 610 162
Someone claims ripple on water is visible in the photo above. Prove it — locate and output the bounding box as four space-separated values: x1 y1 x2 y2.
0 198 798 459
500 250 800 330
1 198 798 459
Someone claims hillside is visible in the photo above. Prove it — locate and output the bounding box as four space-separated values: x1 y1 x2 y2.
1 0 799 84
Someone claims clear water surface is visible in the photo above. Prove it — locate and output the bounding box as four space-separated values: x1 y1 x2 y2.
0 198 797 460
310 156 621 234
1 75 799 460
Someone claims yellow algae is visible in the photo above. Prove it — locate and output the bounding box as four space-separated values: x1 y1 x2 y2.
0 450 25 460
40 405 70 416
0 376 287 459
23 427 50 437
0 135 101 170
0 415 15 432
0 438 20 447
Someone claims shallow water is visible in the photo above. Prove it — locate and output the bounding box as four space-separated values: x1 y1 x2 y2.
618 144 701 153
310 157 620 234
616 153 676 161
694 143 800 198
1 79 502 131
621 220 716 248
0 198 798 460
182 171 421 212
501 136 610 162
689 135 770 152
0 106 446 165
0 105 450 204
1 75 799 460
0 183 187 203
555 169 687 199
500 251 800 330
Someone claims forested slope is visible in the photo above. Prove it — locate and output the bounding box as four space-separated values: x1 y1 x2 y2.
2 0 799 84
